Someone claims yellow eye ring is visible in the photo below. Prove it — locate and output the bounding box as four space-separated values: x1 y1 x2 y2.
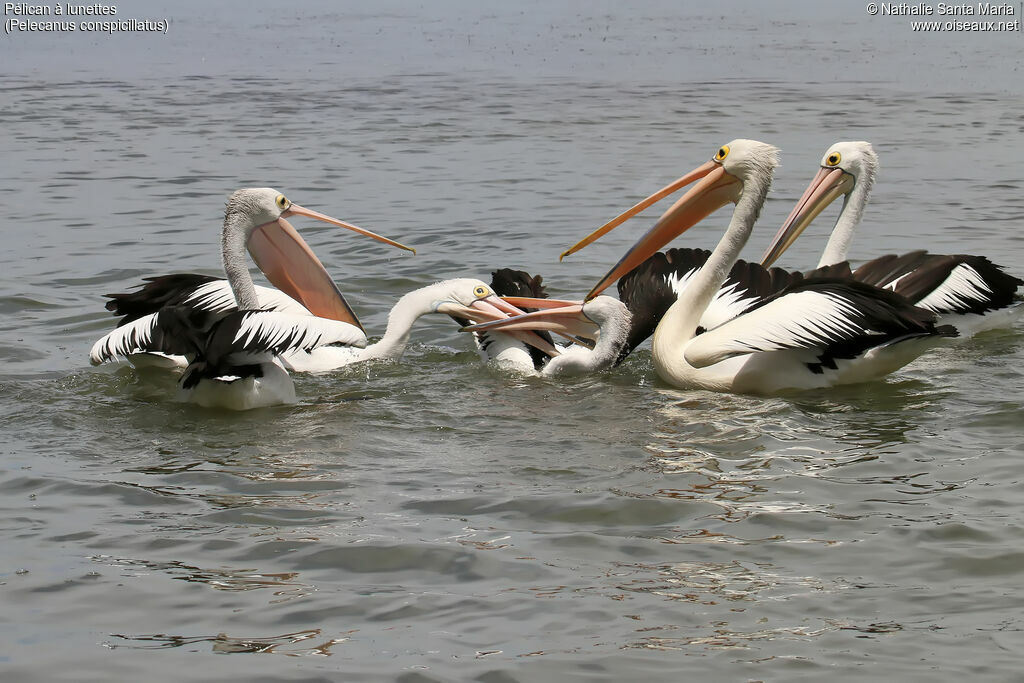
473 285 491 298
825 152 841 167
714 145 730 162
275 194 289 209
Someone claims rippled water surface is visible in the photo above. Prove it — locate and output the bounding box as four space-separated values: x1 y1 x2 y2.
3 2 1024 681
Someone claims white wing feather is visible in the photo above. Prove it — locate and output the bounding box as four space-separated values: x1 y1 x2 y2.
911 263 992 314
230 312 366 355
185 280 312 316
90 313 162 364
91 311 366 366
667 268 768 330
684 290 874 368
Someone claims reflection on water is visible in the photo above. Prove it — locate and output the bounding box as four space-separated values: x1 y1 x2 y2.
93 555 314 602
108 629 349 656
614 559 825 604
629 623 833 651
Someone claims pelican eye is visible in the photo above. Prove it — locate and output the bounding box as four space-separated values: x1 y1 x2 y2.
825 152 841 167
472 285 491 299
275 194 290 209
714 145 730 162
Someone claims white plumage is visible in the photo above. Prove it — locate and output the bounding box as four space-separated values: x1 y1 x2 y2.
684 289 899 368
187 280 312 317
665 268 765 332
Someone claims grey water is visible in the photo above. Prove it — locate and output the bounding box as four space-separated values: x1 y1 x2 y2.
2 1 1024 680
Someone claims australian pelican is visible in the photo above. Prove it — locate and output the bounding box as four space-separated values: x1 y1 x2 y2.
91 188 417 409
503 140 958 393
760 141 1023 336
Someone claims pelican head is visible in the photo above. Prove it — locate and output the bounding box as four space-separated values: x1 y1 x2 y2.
760 141 878 267
459 295 633 373
421 279 563 358
715 139 783 191
572 139 780 299
222 188 414 330
425 279 505 318
226 188 415 252
224 187 295 233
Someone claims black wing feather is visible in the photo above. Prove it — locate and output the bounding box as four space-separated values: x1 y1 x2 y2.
891 254 1021 313
804 261 855 280
89 305 223 363
852 250 1022 314
851 251 933 289
617 251 694 361
616 248 810 362
105 274 222 325
488 269 557 370
490 268 549 299
731 277 957 372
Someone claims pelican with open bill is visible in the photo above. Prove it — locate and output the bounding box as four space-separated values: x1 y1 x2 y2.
459 294 631 376
552 140 958 393
559 148 817 339
98 187 417 373
91 188 418 408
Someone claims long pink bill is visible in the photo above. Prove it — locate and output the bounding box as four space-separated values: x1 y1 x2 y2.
248 216 364 329
247 205 415 331
460 302 599 350
499 296 585 310
436 297 563 358
284 204 416 254
759 167 853 267
500 296 598 349
586 163 741 300
559 161 721 262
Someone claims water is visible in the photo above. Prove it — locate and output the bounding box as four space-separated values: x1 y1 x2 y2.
2 1 1023 680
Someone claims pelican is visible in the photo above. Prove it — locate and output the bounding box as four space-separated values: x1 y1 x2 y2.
503 209 846 374
355 275 560 368
609 247 847 362
451 269 565 372
100 187 415 372
543 140 957 394
760 141 1023 336
461 256 823 377
458 255 843 378
459 294 631 376
90 188 418 409
441 268 611 375
104 273 561 373
559 174 849 361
